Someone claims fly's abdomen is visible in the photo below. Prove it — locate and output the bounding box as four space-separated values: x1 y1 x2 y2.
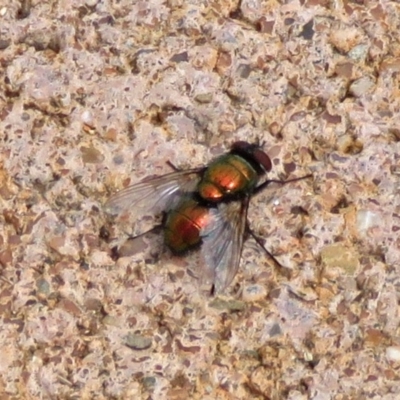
198 154 258 202
164 198 211 254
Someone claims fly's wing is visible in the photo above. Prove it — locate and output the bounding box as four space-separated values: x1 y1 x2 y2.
201 198 249 294
104 169 203 216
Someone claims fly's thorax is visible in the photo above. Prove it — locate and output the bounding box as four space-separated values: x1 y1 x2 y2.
164 197 212 254
198 154 259 202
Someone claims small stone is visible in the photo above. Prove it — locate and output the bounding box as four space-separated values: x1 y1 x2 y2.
215 52 232 75
194 93 213 103
85 0 98 6
348 44 369 62
257 17 274 34
125 333 152 350
103 316 119 327
84 298 103 312
0 38 10 50
142 376 157 390
329 27 364 54
269 323 282 337
170 52 189 63
320 244 359 275
356 209 380 234
237 64 251 79
337 135 363 155
36 278 51 295
0 248 13 267
242 284 267 302
80 146 104 164
249 366 273 396
386 346 400 363
334 62 354 79
209 298 246 312
349 76 375 97
364 328 384 347
299 19 314 40
81 110 94 126
47 236 65 253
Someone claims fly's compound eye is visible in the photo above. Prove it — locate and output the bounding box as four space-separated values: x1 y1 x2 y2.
252 149 272 172
231 141 272 173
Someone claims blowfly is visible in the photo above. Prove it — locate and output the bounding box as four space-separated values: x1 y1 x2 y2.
105 141 311 293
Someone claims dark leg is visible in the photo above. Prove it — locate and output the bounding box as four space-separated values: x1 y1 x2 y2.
247 225 292 279
254 173 313 195
166 160 180 171
111 225 163 260
166 161 206 175
127 224 163 239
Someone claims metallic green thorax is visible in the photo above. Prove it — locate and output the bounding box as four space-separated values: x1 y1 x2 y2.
198 154 259 201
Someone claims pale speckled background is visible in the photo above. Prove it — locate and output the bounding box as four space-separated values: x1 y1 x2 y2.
1 0 400 399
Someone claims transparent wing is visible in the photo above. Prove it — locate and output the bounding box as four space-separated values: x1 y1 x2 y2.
201 198 249 294
104 168 203 216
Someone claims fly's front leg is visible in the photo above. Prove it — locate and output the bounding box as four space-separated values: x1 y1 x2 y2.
254 173 313 195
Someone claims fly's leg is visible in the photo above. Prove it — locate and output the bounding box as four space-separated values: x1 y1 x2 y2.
166 161 206 175
111 225 164 260
246 225 292 280
254 173 313 195
250 174 312 277
166 160 180 171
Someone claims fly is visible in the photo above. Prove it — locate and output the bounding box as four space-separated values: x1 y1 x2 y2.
104 141 311 293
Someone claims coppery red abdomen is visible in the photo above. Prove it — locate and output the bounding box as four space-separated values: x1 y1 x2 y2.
164 198 212 254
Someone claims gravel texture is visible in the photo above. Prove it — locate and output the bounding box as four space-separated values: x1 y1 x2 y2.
1 0 400 399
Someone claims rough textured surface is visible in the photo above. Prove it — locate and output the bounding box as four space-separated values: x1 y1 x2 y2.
1 0 400 399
